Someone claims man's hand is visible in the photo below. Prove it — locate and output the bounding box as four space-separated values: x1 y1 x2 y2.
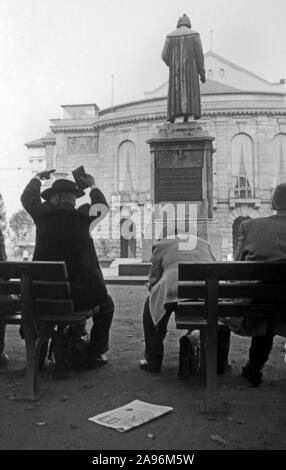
79 174 95 188
36 169 56 180
200 74 206 84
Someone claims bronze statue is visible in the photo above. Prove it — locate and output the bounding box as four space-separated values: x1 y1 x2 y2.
162 14 206 123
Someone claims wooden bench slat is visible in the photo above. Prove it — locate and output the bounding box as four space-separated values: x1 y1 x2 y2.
177 300 286 318
218 303 286 318
176 302 205 318
0 280 21 295
32 281 71 299
179 262 286 281
176 319 225 328
36 299 74 315
0 298 21 314
0 261 68 281
105 276 147 285
0 314 21 324
179 282 286 300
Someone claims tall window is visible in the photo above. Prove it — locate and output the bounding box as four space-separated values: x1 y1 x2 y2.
231 134 254 198
271 134 286 187
118 140 136 193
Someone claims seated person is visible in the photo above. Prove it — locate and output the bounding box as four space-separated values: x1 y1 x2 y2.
21 170 114 371
140 227 230 374
0 225 8 367
233 183 286 386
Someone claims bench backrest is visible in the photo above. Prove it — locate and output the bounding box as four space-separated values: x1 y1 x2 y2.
176 262 286 323
0 261 74 318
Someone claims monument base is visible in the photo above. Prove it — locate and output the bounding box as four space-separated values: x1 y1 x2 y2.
141 121 217 260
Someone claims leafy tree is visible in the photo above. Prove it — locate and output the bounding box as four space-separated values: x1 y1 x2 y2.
9 209 34 242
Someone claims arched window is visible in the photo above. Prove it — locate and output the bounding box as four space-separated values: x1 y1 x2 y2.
231 134 254 198
219 68 225 78
118 140 136 193
207 69 213 79
271 134 286 187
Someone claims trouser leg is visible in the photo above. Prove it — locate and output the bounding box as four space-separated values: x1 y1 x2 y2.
249 325 275 369
217 325 231 374
143 297 174 368
0 324 6 355
89 295 114 359
38 340 49 370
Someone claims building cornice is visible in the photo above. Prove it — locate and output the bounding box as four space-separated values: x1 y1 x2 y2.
50 125 96 133
93 109 286 129
42 137 56 144
48 108 286 133
95 114 166 129
202 109 286 118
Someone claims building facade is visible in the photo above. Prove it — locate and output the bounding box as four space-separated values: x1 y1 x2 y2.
26 52 286 261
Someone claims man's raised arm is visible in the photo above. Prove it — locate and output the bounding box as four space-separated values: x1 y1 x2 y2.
78 174 109 223
21 170 55 221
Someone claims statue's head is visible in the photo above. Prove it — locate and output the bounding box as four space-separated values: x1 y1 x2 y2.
177 13 191 29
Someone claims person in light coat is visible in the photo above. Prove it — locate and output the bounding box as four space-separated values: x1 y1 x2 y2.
139 229 230 373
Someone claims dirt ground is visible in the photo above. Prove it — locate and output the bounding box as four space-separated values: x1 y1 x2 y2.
0 285 285 450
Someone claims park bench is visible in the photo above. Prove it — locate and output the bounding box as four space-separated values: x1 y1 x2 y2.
0 261 95 401
176 261 286 413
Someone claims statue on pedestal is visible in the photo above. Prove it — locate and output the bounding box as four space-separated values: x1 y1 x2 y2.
162 14 206 123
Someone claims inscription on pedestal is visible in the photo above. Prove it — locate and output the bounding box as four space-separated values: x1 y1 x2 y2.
155 167 202 201
154 150 203 202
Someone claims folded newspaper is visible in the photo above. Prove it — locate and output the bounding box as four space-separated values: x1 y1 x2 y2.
88 399 173 432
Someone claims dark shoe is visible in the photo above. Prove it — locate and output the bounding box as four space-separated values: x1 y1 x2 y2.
139 359 161 374
0 353 9 367
242 363 263 387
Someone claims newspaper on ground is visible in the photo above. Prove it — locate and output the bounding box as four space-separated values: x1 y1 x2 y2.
88 399 173 432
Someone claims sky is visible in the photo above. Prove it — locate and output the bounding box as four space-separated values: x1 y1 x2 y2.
0 0 286 216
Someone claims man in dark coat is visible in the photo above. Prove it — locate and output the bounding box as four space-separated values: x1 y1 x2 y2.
162 13 206 123
21 170 114 369
234 183 286 386
0 224 9 367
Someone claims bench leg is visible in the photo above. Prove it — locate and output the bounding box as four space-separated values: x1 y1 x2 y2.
200 321 227 414
21 330 47 401
199 328 206 381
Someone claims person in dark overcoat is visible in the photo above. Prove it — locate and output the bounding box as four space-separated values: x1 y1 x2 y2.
234 183 286 386
21 170 114 369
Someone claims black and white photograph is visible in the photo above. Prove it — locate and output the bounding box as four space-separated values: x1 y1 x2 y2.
0 0 285 457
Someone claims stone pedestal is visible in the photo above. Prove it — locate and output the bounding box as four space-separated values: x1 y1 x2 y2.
142 122 217 260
